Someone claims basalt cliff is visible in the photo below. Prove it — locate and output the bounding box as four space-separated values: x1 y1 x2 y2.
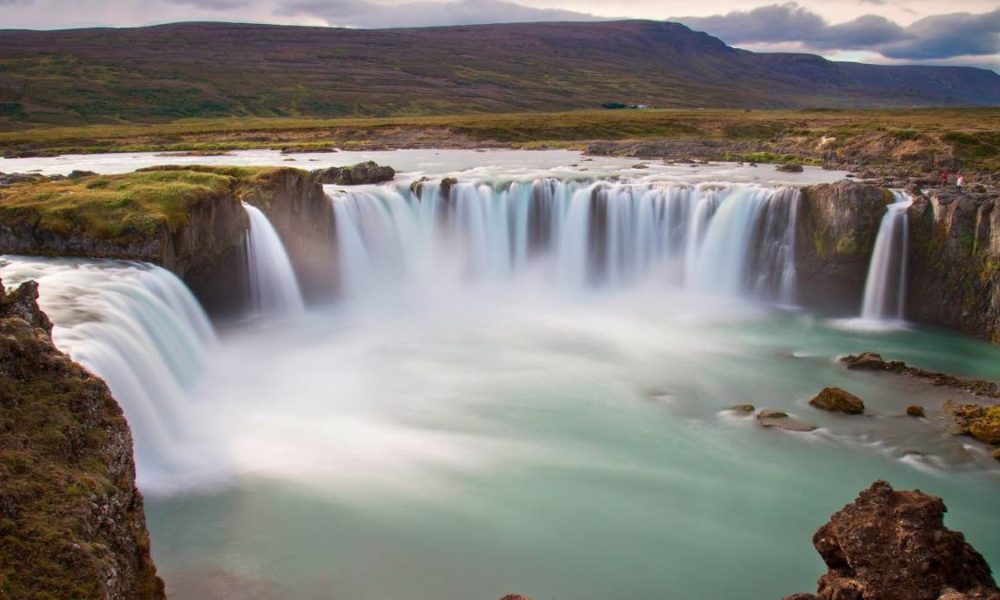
0 278 165 599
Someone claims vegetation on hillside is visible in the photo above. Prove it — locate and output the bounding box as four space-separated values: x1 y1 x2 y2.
1 21 998 128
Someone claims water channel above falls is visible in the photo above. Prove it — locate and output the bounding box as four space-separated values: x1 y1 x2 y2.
1 150 998 600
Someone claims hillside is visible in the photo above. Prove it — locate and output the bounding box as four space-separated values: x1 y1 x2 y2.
1 20 999 127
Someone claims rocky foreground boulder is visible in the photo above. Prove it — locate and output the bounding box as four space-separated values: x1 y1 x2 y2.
0 278 165 599
787 481 999 600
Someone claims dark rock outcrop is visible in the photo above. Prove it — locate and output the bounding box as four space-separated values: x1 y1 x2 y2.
786 481 999 600
809 387 865 415
795 182 891 310
907 190 1000 343
776 163 804 173
312 161 395 185
239 169 337 301
0 278 165 599
840 352 1000 398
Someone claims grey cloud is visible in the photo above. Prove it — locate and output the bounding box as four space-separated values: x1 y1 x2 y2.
163 0 250 9
880 10 1000 59
276 0 599 28
680 3 1000 60
0 0 32 5
680 3 825 44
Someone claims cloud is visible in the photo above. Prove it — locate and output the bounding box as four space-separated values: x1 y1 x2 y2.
0 0 32 5
164 0 249 9
880 10 1000 59
275 0 599 28
679 3 1000 61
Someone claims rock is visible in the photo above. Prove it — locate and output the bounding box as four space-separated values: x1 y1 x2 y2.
499 595 533 600
795 183 891 311
757 410 817 432
440 177 458 198
730 403 755 414
944 401 1000 445
312 161 395 185
789 481 999 600
809 387 865 415
907 190 1000 344
632 163 648 169
840 353 1000 397
992 448 1000 461
841 352 887 371
907 405 927 418
776 163 804 172
67 169 98 179
409 176 430 196
0 278 165 599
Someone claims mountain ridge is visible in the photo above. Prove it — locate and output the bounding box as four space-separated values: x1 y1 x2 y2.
0 19 998 127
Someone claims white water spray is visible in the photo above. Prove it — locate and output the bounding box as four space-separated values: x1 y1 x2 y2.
329 180 800 303
0 257 217 488
243 202 306 317
860 191 913 321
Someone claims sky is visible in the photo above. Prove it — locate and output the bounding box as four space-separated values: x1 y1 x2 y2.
0 0 998 71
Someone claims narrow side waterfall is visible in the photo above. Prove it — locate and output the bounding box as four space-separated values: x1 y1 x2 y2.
243 202 306 317
328 180 800 303
0 257 217 488
860 191 913 321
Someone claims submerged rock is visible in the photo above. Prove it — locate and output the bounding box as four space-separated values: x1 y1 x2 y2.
312 160 395 185
0 277 165 598
786 481 999 600
907 405 927 418
809 387 865 415
730 404 756 414
757 410 817 432
776 163 804 172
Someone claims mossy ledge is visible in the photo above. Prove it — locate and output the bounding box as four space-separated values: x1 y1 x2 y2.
0 277 165 599
0 166 335 314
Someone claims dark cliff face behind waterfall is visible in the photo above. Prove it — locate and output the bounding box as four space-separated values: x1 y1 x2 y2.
0 277 165 599
908 190 1000 343
329 179 801 303
794 182 891 313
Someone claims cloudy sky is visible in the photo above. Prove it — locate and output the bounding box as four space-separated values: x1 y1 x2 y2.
1 0 998 71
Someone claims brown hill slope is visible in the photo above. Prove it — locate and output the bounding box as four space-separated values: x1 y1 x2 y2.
0 20 999 127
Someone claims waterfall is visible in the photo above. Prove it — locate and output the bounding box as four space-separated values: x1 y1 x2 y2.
243 203 306 317
329 180 801 302
0 257 217 488
860 191 913 321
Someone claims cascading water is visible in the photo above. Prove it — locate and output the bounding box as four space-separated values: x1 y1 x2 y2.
243 202 306 317
328 180 801 303
0 257 217 489
860 190 913 321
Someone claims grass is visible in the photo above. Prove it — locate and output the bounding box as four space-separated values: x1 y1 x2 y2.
2 108 999 173
0 166 300 245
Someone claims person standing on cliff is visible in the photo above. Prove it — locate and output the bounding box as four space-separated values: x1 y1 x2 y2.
940 169 950 188
957 172 966 193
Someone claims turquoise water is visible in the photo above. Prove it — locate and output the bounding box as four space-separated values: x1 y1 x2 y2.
142 289 1000 599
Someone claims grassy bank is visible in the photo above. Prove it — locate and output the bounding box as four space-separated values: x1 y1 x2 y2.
2 108 999 174
0 166 297 245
